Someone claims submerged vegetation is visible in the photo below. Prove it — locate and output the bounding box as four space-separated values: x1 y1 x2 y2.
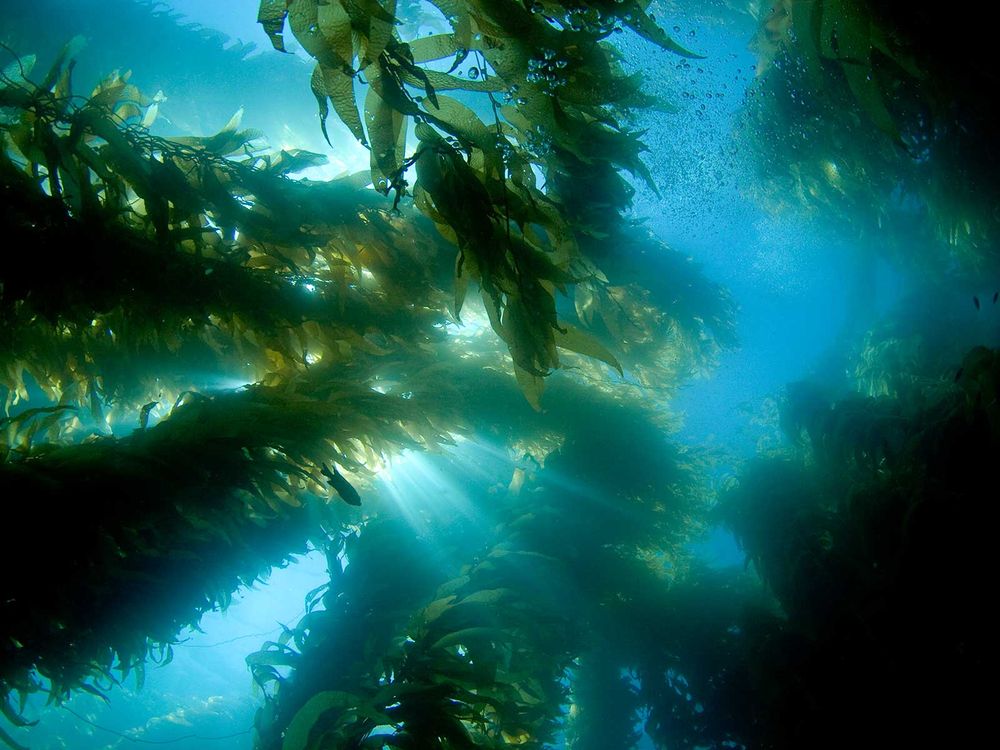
1 0 998 747
716 345 1000 747
745 0 1000 279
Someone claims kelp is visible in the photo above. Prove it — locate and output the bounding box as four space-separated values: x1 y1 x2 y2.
706 345 1000 747
851 292 1000 401
0 373 455 717
256 527 574 749
742 0 1000 279
565 651 641 750
248 518 458 749
0 51 454 419
573 226 738 393
559 346 1000 749
249 359 715 749
257 0 732 404
0 1 739 744
0 30 730 419
618 567 773 750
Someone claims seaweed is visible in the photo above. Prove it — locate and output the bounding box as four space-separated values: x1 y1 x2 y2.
742 0 1000 279
249 363 716 749
257 0 730 404
0 374 455 715
710 345 1000 747
0 0 738 743
0 52 456 420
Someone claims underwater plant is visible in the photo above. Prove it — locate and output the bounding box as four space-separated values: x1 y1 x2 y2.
256 0 735 400
247 361 716 749
742 0 1000 281
5 0 996 748
709 344 1000 748
0 1 735 745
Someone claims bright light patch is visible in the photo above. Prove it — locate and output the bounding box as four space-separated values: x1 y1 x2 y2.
376 449 484 535
447 298 492 340
189 374 254 392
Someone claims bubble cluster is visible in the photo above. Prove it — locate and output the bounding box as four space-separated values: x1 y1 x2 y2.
556 6 621 36
524 124 552 156
495 133 517 166
526 49 569 92
500 84 528 106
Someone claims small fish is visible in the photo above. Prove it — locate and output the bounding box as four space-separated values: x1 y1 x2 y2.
954 367 963 382
321 462 362 506
973 295 980 311
993 291 998 304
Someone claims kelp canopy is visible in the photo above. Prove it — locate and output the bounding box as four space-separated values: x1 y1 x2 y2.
2 0 999 748
0 0 733 747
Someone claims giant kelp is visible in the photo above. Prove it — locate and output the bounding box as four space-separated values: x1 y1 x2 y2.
0 372 457 723
702 345 1000 747
0 52 455 420
742 0 1000 280
3 1 996 748
2 6 733 415
247 361 716 749
0 1 735 744
257 0 735 401
850 285 1000 401
583 345 1000 749
0 43 458 733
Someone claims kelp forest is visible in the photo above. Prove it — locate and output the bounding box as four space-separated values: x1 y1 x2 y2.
0 1 997 748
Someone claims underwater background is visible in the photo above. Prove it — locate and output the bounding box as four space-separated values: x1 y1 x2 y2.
1 0 997 748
